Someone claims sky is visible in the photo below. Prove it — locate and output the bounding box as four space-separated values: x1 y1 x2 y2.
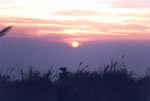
0 0 150 75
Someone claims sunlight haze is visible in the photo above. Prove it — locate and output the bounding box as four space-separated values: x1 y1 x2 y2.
0 0 150 44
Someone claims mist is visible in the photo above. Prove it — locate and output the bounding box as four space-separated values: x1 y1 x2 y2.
0 37 149 75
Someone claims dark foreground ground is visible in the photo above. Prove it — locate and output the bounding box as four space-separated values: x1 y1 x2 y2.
0 60 150 101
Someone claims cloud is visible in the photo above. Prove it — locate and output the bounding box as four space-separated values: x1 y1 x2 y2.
109 0 150 9
53 9 106 17
0 17 150 43
0 0 12 4
146 12 150 18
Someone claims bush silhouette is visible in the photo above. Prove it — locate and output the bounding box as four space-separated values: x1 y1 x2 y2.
0 60 149 101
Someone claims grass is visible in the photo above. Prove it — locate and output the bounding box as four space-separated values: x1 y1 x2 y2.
0 59 149 101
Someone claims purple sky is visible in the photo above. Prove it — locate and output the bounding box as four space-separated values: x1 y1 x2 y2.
0 37 149 75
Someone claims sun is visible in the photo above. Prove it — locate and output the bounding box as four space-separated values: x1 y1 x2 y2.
72 42 79 48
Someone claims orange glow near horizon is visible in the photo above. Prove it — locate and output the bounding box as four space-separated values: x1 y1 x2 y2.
0 0 150 45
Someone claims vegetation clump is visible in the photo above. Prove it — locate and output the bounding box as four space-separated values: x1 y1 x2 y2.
0 60 149 101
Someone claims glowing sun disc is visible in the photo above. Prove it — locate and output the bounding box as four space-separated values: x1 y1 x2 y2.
72 42 79 48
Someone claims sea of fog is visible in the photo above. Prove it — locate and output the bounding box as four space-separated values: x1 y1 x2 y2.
0 37 150 76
